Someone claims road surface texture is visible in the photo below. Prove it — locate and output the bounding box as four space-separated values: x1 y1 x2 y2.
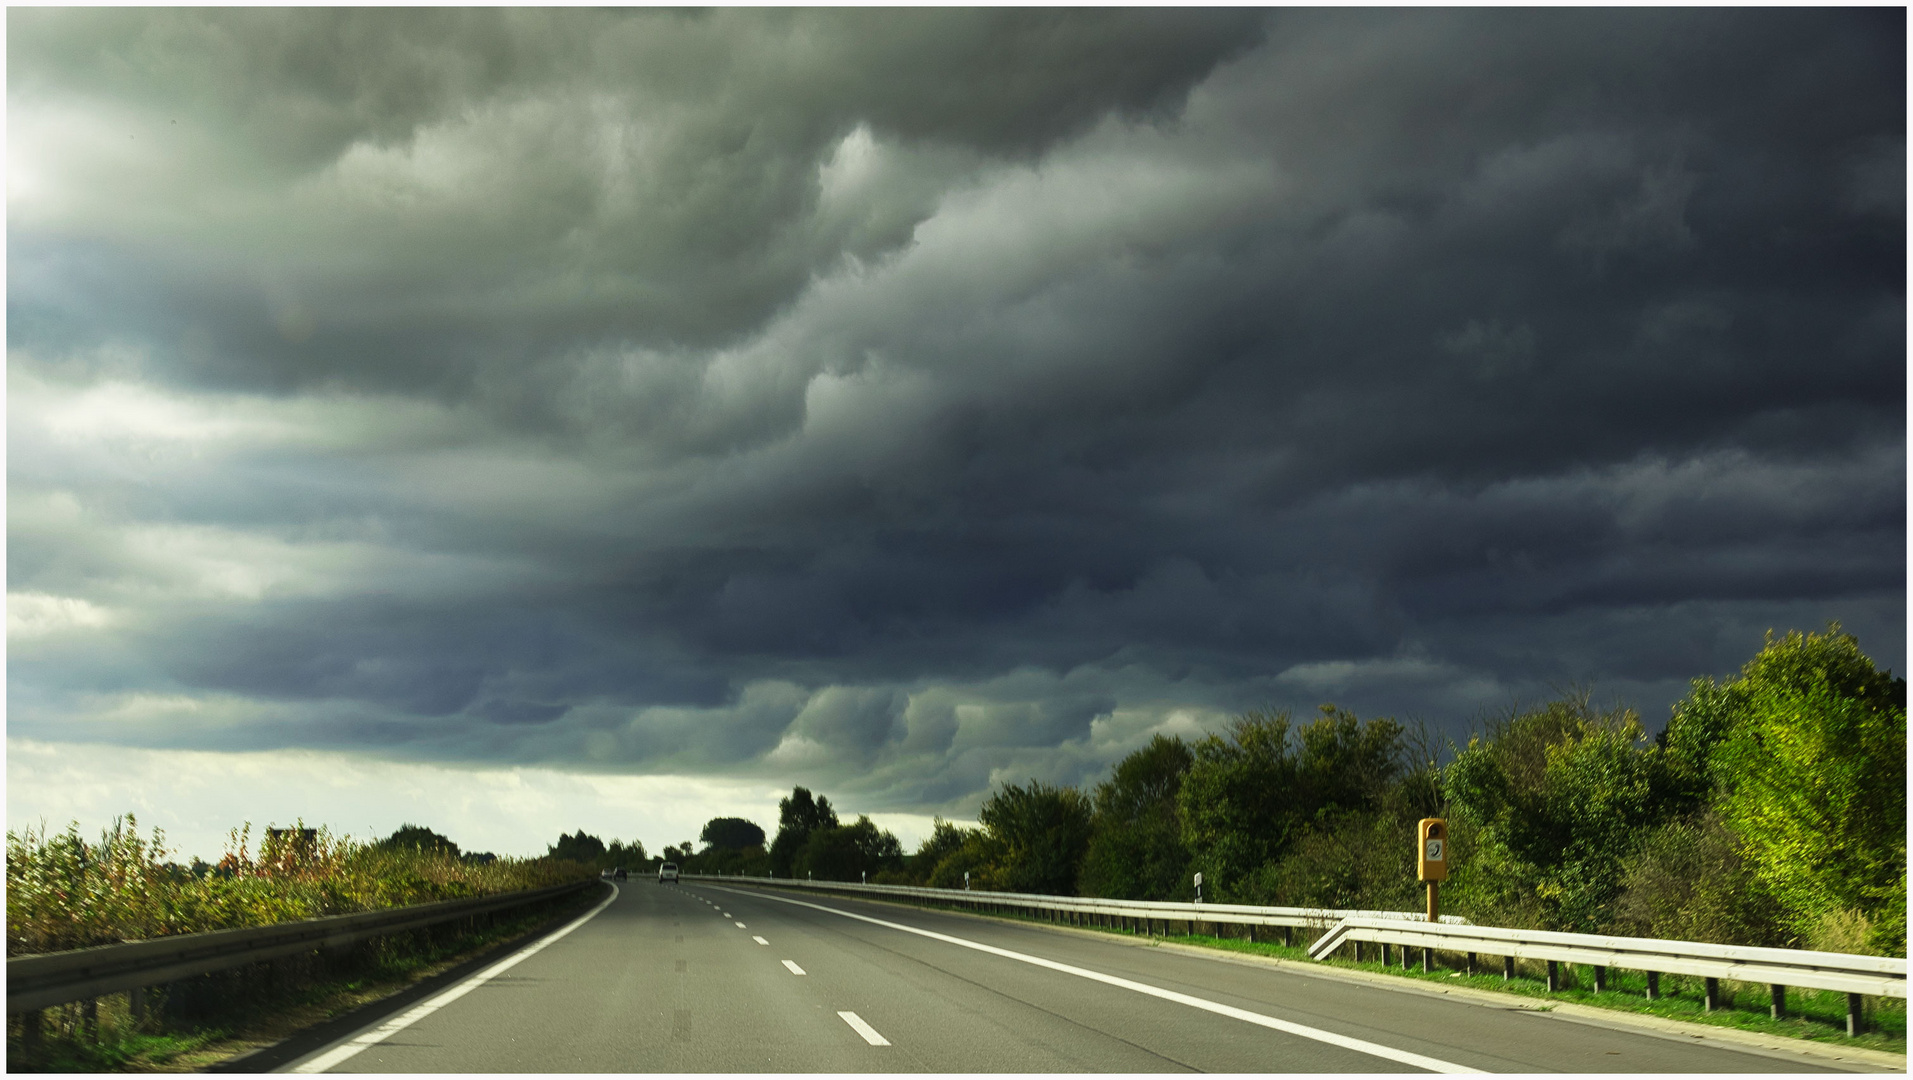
278 879 1874 1073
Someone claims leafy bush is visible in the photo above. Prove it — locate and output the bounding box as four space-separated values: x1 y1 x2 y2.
1699 627 1906 954
1444 695 1684 932
1611 809 1785 946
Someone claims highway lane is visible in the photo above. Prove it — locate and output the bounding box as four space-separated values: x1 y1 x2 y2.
280 878 1856 1073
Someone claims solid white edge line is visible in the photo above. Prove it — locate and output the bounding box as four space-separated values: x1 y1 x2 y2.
287 882 621 1074
782 959 807 975
838 1010 891 1046
710 885 1480 1074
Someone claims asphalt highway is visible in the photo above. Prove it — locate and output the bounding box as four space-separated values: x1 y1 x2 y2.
280 879 1857 1073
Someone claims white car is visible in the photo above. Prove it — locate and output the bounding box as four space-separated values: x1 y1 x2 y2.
658 862 679 883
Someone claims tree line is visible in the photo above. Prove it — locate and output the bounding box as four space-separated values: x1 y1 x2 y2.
694 626 1900 956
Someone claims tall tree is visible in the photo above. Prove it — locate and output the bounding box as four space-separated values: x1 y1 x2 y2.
700 817 767 851
548 830 607 863
1177 711 1301 903
1079 735 1193 900
794 816 904 881
978 781 1093 895
770 787 838 877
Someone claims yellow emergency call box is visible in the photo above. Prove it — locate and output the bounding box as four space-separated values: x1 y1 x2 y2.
1417 818 1449 882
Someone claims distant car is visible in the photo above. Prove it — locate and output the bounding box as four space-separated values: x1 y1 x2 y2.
615 866 628 881
658 862 679 883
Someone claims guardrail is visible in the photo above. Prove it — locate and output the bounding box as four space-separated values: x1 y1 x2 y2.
6 878 598 1015
1306 914 1906 1035
681 873 1467 946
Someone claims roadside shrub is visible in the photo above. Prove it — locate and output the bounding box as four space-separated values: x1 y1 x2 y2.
6 816 592 956
1610 810 1785 947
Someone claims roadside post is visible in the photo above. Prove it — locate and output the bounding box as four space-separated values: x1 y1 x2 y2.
1417 818 1448 923
1193 872 1204 935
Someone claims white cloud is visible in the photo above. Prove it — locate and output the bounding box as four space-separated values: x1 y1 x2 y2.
2 738 832 862
7 592 116 638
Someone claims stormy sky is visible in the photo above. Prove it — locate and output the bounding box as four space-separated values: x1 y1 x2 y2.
8 9 1905 859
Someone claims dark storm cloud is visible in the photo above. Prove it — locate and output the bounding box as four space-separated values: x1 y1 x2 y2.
9 8 1902 817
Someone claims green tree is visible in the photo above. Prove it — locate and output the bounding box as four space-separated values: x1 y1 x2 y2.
1703 628 1906 953
377 824 460 857
1178 706 1408 903
793 816 903 881
977 781 1093 895
700 817 767 851
604 838 648 868
770 787 838 877
909 818 971 884
925 828 1005 890
1079 735 1193 900
1177 711 1299 902
549 831 607 863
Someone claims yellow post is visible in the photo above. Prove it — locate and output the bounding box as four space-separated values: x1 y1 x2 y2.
1417 818 1448 925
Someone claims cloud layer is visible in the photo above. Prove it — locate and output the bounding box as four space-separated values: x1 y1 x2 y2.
9 9 1903 827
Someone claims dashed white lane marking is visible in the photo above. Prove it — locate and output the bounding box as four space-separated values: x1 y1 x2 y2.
712 885 1479 1074
782 959 807 975
289 883 620 1073
838 1011 891 1046
753 936 769 945
735 921 748 928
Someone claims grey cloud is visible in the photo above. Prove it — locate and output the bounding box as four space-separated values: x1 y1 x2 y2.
7 9 1902 820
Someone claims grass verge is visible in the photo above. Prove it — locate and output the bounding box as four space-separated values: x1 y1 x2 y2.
1132 927 1903 1056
